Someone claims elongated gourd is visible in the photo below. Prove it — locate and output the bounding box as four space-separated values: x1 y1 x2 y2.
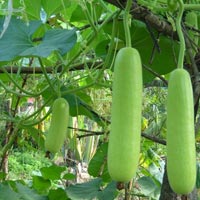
107 47 143 182
166 68 196 194
45 98 69 153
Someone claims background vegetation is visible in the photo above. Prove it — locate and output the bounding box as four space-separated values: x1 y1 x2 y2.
0 0 200 199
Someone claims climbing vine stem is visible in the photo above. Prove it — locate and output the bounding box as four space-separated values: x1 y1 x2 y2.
123 0 132 47
176 0 185 69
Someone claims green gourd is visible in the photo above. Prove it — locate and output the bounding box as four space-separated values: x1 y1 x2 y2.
167 68 196 194
107 47 143 182
45 98 69 153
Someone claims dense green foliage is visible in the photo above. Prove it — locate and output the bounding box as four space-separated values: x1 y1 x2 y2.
0 0 200 199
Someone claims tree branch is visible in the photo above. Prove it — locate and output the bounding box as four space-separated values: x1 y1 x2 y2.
104 0 178 39
141 132 166 145
1 61 103 74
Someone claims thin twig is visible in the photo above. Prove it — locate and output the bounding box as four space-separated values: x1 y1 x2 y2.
69 126 166 145
68 126 105 139
145 21 161 53
141 132 166 145
143 64 168 86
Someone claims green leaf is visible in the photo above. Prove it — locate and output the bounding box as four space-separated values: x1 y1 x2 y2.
23 0 42 20
131 20 179 74
95 39 110 59
88 143 111 182
40 165 66 181
103 19 179 83
136 35 179 82
148 163 163 185
132 20 179 83
97 181 117 200
48 188 68 200
12 0 41 20
15 182 47 200
66 178 117 200
0 17 77 61
62 173 76 180
137 176 160 199
70 2 103 24
32 176 51 194
0 183 20 200
41 0 70 19
21 29 77 57
63 93 106 126
0 17 42 61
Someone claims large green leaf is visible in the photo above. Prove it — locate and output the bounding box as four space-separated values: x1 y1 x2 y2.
0 17 42 61
66 178 117 200
41 0 70 19
32 176 51 194
135 34 179 82
137 176 160 199
20 28 77 57
40 165 66 181
130 20 179 77
103 20 179 83
15 182 47 200
0 17 77 61
70 1 103 23
13 0 42 20
88 143 111 182
63 93 106 127
23 0 42 20
62 173 76 180
41 79 106 126
48 188 69 200
148 162 164 185
13 0 70 20
0 181 47 200
0 183 20 200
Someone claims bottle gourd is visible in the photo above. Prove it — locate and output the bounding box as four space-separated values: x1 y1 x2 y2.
45 97 69 153
107 47 142 182
166 68 196 194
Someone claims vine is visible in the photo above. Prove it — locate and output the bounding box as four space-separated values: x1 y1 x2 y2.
176 0 185 69
60 10 120 76
123 0 132 47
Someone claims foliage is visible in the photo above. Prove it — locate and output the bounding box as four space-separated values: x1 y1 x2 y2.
0 0 200 199
8 150 51 180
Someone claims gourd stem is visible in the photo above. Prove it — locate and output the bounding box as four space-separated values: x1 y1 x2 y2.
176 0 185 69
123 0 132 47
